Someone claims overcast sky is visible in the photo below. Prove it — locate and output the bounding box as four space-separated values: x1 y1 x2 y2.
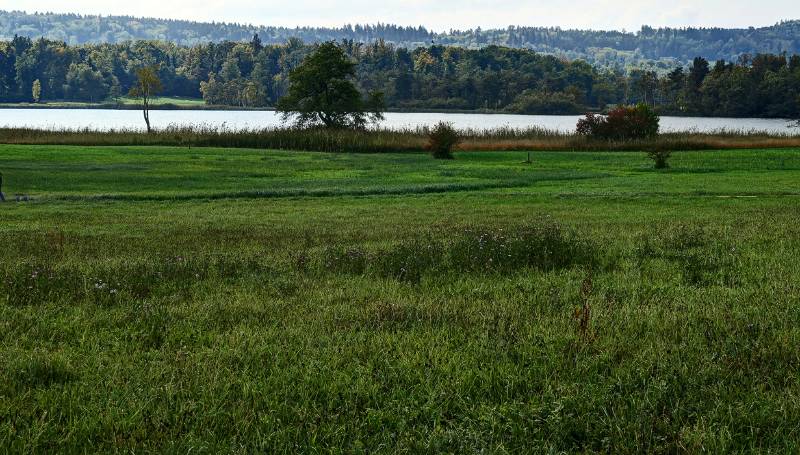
4 0 798 31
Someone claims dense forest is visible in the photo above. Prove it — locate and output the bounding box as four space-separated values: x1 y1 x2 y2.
2 10 800 69
1 35 799 117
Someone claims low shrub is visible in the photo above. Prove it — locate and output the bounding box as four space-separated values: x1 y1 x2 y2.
427 122 460 159
577 104 660 141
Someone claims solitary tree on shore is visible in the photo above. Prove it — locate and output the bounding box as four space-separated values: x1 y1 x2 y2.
129 67 163 133
277 42 384 129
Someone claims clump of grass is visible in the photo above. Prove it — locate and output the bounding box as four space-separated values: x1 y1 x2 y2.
0 254 271 307
321 247 370 275
377 238 446 283
446 221 596 273
319 220 599 282
646 146 673 169
635 224 739 286
9 355 75 389
125 301 171 350
1 264 84 307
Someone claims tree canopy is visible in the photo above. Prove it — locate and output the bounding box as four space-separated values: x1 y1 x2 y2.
0 36 799 119
277 42 384 128
2 10 799 69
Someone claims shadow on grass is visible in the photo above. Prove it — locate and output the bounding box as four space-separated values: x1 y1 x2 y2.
36 172 610 203
8 356 76 389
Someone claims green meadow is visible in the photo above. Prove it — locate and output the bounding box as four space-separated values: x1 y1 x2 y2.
2 145 800 452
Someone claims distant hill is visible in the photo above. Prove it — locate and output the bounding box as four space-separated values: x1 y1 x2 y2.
1 10 799 69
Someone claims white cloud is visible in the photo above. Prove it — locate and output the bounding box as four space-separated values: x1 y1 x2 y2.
2 0 797 31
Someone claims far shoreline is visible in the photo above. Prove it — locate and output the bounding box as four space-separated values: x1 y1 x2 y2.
0 103 797 121
0 102 578 115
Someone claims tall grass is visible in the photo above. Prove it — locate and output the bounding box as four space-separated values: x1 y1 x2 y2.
0 125 427 153
2 124 799 152
319 221 601 283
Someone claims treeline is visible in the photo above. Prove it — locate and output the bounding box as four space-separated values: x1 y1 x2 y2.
2 10 800 68
0 11 434 47
1 35 799 117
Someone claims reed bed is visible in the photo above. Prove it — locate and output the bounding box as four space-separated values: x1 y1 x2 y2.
1 124 799 152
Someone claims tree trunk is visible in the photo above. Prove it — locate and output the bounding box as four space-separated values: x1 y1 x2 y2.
143 98 151 133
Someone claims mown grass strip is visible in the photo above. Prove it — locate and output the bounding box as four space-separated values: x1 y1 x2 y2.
30 173 607 202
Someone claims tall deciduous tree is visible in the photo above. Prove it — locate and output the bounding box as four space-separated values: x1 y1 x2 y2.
129 67 163 133
276 42 384 129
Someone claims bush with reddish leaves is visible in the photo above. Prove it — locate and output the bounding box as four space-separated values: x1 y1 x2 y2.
576 104 660 141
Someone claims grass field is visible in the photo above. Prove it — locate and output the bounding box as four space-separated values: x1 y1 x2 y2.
2 145 800 452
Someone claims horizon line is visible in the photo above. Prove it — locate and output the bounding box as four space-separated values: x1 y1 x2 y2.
3 9 798 36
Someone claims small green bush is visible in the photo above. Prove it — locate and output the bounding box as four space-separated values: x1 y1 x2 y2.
427 122 460 159
647 146 673 169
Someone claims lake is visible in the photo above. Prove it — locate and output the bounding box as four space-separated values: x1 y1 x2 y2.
0 109 797 134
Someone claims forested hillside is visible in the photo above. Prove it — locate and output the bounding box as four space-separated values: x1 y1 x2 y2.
1 10 800 69
2 36 799 117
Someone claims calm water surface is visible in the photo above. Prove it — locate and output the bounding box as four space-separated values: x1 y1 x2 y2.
0 109 797 134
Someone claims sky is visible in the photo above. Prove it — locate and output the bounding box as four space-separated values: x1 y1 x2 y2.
3 0 798 31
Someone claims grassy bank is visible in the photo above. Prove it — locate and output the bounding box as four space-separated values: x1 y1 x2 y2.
2 125 800 153
0 97 210 110
2 145 800 451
